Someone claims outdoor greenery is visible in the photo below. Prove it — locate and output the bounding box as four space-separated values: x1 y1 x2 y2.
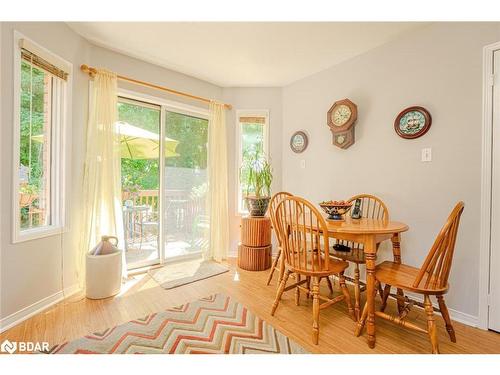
19 60 48 227
239 123 272 198
20 61 46 191
118 101 208 192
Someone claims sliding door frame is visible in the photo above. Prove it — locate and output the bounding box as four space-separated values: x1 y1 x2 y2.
117 88 209 268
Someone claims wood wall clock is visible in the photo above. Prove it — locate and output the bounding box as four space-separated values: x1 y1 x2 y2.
394 106 432 139
327 98 357 149
290 131 308 153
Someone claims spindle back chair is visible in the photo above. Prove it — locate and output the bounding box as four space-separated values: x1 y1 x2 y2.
271 196 354 344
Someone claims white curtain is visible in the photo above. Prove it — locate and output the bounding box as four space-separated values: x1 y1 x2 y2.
77 69 125 286
206 101 229 262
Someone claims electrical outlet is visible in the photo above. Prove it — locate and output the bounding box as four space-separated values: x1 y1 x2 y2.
421 148 432 162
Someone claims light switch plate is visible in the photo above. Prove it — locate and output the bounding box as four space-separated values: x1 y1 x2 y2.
300 159 306 169
421 148 432 162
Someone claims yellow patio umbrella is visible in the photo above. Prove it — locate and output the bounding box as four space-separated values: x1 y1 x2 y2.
32 121 179 160
115 121 179 159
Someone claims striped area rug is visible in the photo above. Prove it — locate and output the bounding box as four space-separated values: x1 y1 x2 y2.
47 294 307 354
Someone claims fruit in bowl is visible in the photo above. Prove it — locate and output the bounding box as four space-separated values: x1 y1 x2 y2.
319 200 353 221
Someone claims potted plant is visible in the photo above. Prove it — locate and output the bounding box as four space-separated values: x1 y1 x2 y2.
241 150 273 217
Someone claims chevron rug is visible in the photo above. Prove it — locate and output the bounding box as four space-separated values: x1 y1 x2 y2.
47 294 307 354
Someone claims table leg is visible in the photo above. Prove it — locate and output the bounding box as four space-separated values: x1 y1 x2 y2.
364 236 377 349
391 233 405 314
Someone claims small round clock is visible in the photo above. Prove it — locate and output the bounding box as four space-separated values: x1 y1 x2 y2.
290 131 308 153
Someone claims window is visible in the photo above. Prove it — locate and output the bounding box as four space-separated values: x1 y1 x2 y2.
12 33 70 242
236 110 269 214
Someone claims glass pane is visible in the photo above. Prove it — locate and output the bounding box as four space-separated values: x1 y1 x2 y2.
239 122 265 212
164 111 209 259
19 60 52 230
118 99 161 268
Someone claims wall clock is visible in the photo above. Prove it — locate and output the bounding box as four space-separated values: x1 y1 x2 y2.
290 131 308 153
327 99 357 149
394 106 432 139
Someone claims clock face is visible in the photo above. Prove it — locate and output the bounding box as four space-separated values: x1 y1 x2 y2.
332 104 352 126
290 131 308 153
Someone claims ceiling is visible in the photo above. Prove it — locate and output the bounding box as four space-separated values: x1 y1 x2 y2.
68 22 427 87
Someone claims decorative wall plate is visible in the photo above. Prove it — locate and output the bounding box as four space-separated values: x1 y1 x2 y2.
394 106 432 139
290 131 308 153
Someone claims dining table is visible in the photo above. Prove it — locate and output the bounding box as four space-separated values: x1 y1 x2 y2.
322 216 409 349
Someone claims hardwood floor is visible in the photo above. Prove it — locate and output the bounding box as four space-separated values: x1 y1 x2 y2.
1 258 499 354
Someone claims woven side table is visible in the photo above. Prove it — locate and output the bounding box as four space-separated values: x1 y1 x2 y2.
238 216 272 271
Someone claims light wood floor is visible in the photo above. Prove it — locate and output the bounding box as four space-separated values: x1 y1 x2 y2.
1 258 499 354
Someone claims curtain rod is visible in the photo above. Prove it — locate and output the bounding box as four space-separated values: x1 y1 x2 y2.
80 64 232 110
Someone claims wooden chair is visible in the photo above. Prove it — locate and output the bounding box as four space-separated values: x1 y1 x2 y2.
266 191 293 286
355 202 465 354
266 192 335 295
331 194 390 320
271 196 354 345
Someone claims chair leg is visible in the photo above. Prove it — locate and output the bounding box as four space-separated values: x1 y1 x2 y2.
271 270 290 316
295 275 301 306
355 280 379 336
354 264 361 321
325 276 334 297
306 276 311 298
396 288 405 314
380 284 391 312
311 276 320 345
437 295 456 343
355 301 369 336
266 248 281 286
339 273 355 321
424 295 440 354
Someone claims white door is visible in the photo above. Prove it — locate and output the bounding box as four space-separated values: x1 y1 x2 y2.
490 49 500 332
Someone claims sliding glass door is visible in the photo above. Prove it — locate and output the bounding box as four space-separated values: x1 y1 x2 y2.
118 97 161 269
117 95 209 269
163 110 209 261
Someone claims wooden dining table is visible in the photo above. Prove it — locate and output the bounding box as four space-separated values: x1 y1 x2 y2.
322 216 409 348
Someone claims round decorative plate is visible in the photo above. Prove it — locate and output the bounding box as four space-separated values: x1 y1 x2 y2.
394 106 432 139
290 131 308 153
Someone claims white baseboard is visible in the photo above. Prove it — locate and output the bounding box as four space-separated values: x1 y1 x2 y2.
0 284 81 333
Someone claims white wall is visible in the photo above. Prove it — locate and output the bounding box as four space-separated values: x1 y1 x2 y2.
0 22 91 324
281 22 500 321
222 88 283 254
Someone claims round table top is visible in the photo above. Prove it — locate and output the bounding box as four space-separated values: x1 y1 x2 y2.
324 216 409 235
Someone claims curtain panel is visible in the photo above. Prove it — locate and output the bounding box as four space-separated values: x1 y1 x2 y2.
77 69 125 286
206 101 229 262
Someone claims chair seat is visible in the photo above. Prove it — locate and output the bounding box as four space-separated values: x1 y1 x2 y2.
375 261 449 295
331 248 366 264
287 257 349 277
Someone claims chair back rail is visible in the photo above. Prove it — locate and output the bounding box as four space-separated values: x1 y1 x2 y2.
414 202 464 290
347 194 389 221
338 194 389 250
275 196 331 274
269 192 293 247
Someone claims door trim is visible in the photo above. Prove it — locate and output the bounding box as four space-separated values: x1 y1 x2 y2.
479 41 500 330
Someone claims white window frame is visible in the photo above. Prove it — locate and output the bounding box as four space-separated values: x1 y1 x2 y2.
11 32 71 243
235 109 270 215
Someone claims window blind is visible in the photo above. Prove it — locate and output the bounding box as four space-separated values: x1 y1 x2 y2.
239 116 266 124
19 38 70 81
